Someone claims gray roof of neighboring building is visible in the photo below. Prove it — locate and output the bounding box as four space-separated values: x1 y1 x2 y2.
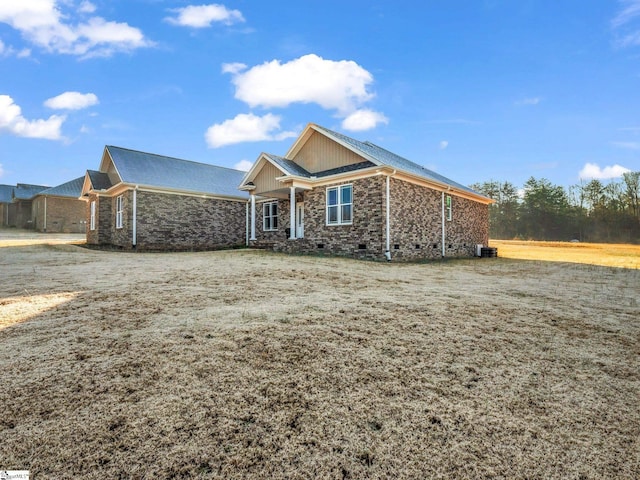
0 184 14 203
38 177 84 198
87 170 113 190
12 183 49 200
106 146 248 198
314 125 486 198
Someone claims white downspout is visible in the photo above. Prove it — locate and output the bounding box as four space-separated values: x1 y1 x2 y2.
43 196 47 232
132 187 137 247
250 194 256 241
289 186 296 240
245 201 249 246
384 171 395 261
441 191 445 258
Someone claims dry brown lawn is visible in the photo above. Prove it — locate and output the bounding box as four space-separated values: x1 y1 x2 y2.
1 235 639 479
491 239 640 269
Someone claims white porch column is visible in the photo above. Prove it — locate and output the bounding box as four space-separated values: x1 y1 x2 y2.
250 194 256 241
289 186 296 239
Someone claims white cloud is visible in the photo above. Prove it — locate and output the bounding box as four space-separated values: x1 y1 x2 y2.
234 159 254 172
44 91 98 110
612 0 640 28
0 163 4 178
341 109 388 131
0 94 66 140
611 141 640 150
515 97 541 106
439 140 449 150
205 113 297 148
579 162 631 180
78 1 96 14
0 0 153 58
221 62 246 74
165 4 245 28
224 54 376 115
612 1 640 47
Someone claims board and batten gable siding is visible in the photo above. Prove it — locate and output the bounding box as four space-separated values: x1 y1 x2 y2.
134 190 246 250
292 130 368 174
253 161 287 197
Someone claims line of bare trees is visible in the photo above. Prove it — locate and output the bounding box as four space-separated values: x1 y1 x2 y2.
470 172 640 243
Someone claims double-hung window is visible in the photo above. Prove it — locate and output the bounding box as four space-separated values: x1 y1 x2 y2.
116 195 124 229
263 201 278 231
445 195 452 221
327 184 352 225
90 200 96 230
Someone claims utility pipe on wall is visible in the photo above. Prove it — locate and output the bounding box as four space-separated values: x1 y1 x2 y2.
384 170 396 261
245 201 249 246
132 187 137 247
441 191 445 258
250 194 256 241
289 186 296 240
43 196 47 232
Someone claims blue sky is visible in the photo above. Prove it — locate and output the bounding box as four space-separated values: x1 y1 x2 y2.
1 1 639 190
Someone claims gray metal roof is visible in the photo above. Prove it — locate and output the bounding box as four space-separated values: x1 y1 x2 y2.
106 146 248 198
12 183 49 200
87 170 113 191
0 184 14 203
264 154 312 177
313 125 487 198
38 177 84 198
314 161 376 178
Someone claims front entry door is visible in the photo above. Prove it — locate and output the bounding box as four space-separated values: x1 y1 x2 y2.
296 202 304 238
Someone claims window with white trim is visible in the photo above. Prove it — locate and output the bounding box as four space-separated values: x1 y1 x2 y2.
327 184 352 225
446 195 452 221
116 195 123 229
263 201 278 231
90 200 96 230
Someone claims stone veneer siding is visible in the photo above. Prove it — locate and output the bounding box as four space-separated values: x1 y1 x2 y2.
260 176 386 260
32 196 86 233
254 175 488 262
85 193 113 245
134 191 246 250
388 178 489 261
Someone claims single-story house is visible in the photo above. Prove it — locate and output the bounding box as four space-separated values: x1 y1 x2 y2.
31 177 86 233
81 146 248 250
239 123 493 261
0 184 13 227
11 184 49 229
